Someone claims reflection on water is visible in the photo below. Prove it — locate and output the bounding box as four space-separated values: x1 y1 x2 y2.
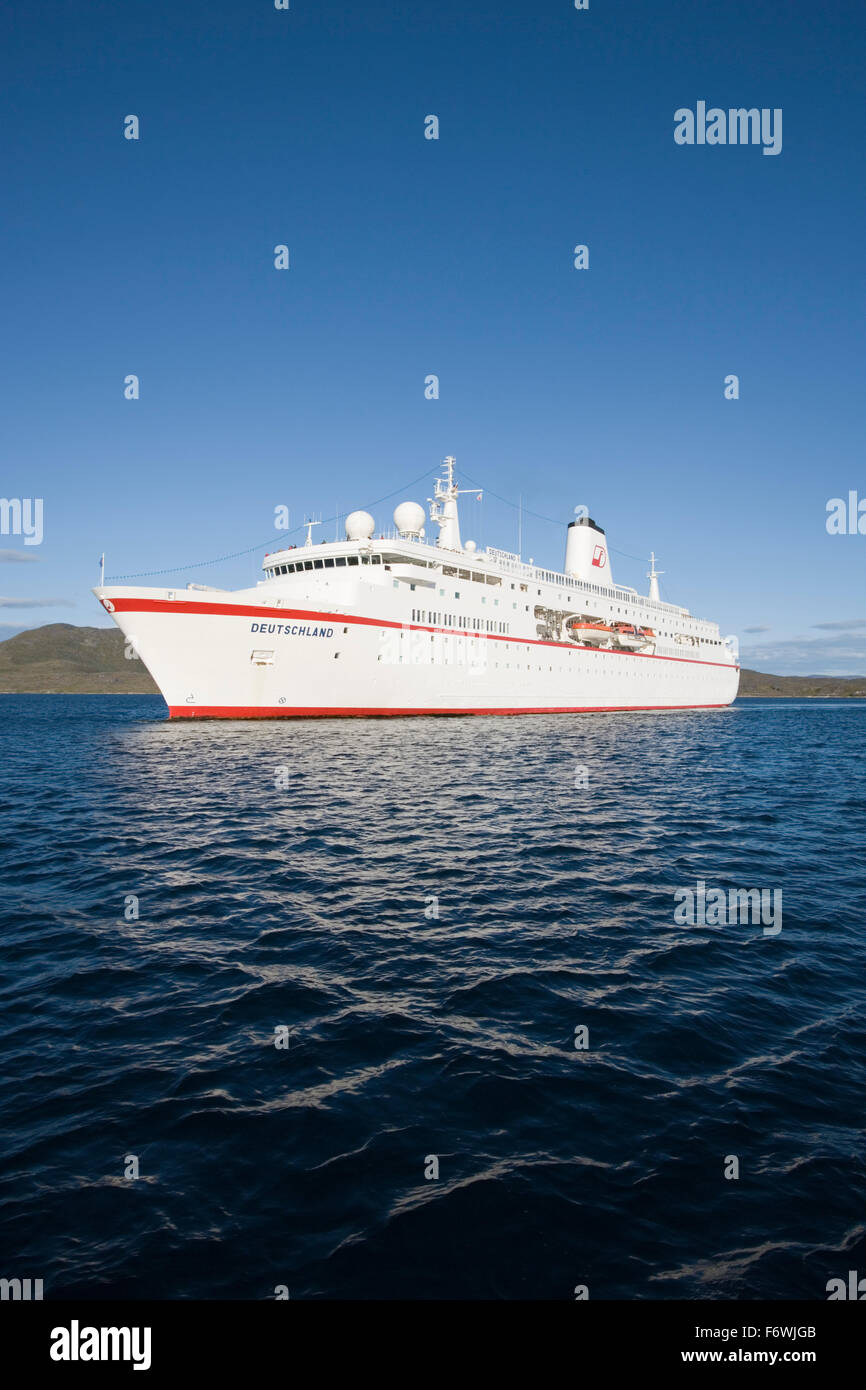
1 695 865 1299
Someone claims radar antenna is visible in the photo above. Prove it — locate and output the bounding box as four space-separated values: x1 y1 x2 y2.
647 551 665 602
427 456 482 551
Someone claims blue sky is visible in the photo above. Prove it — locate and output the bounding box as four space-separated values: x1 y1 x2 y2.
1 0 864 673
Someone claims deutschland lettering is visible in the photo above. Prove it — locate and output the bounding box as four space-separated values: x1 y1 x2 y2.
250 622 334 637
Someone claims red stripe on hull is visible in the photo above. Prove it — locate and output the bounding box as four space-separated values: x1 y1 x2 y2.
168 703 731 720
106 598 737 671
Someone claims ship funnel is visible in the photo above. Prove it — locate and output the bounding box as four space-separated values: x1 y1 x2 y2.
564 516 613 586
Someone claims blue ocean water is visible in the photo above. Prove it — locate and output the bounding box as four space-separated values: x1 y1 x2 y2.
1 694 865 1301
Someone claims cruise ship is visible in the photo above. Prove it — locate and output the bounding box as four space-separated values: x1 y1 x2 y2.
94 458 739 717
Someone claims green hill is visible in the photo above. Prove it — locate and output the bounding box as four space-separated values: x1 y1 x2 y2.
0 624 159 693
737 669 866 697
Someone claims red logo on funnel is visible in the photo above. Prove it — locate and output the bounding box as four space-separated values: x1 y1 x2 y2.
592 544 606 569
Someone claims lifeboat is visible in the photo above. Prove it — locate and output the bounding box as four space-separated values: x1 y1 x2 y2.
613 623 655 650
568 621 614 647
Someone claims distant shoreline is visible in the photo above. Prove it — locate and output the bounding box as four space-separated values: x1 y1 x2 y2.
1 625 864 698
2 692 864 701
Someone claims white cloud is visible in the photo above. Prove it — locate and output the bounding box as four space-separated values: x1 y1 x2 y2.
0 550 40 564
741 632 866 676
0 597 75 608
812 620 866 632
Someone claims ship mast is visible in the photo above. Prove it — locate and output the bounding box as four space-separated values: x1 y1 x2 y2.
428 456 480 551
647 551 664 602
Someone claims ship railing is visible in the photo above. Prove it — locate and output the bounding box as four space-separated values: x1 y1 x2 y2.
480 550 691 616
268 530 710 626
381 539 704 623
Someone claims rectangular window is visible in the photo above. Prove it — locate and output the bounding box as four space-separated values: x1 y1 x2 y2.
324 558 335 568
348 556 359 566
336 557 347 567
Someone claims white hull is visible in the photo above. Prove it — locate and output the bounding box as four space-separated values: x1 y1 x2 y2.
96 578 739 719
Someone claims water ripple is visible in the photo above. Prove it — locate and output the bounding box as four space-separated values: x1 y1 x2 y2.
0 694 864 1299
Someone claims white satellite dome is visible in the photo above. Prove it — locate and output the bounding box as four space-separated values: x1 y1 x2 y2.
345 510 375 541
464 538 477 553
393 501 426 537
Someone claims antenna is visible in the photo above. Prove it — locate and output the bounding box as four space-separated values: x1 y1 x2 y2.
99 553 105 586
647 551 664 602
303 517 322 547
427 456 480 551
